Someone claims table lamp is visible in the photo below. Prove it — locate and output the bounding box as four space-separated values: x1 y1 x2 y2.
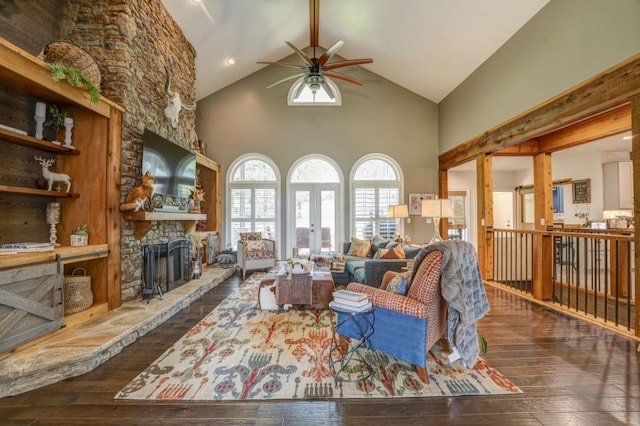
388 204 409 242
46 202 60 246
421 198 453 244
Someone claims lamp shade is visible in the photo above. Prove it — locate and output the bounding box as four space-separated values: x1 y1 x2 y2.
421 198 453 218
387 204 409 218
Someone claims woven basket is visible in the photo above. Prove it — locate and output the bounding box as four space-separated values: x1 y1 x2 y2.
38 41 102 88
63 268 93 315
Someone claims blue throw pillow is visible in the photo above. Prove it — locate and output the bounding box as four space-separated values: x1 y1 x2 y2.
386 271 410 295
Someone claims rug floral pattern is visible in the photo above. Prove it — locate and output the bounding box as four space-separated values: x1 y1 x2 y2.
115 274 521 400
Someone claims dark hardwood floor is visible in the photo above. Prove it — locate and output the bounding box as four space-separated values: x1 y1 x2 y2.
1 273 639 425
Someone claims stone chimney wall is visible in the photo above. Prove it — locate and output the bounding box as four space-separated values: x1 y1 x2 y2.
60 0 198 301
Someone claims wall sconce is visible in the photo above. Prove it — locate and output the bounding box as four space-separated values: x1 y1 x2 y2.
421 198 453 244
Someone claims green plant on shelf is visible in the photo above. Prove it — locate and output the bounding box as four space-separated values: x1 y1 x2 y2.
45 62 101 104
43 104 67 135
73 224 89 235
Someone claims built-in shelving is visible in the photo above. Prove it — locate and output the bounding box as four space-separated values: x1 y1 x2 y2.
0 184 79 198
0 128 80 154
0 244 109 270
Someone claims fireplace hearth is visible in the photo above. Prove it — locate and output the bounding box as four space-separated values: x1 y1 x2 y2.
142 239 192 300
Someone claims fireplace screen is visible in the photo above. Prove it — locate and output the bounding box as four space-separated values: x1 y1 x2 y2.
142 238 192 299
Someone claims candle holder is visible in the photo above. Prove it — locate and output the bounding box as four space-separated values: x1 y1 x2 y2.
34 102 46 139
63 117 74 147
46 202 61 246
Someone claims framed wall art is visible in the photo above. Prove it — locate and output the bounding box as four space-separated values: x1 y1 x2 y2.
572 179 591 204
408 193 435 216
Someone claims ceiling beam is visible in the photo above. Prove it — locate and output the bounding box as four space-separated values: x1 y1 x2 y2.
493 140 540 156
310 0 319 48
439 53 640 170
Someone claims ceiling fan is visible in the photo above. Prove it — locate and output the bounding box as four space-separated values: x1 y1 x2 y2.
257 0 373 99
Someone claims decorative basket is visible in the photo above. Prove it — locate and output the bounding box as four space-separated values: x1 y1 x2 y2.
38 41 102 88
70 233 88 246
63 268 93 315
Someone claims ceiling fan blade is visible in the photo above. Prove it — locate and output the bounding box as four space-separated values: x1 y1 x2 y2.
309 0 319 48
266 73 305 89
285 41 313 66
293 78 307 99
324 58 373 71
257 61 307 70
317 40 344 66
324 70 365 86
322 79 335 99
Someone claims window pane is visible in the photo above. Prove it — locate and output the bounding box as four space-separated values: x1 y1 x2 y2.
255 222 276 240
255 188 275 219
355 220 374 239
354 188 376 218
230 189 251 219
379 219 397 240
354 159 397 181
232 159 276 182
378 188 399 217
291 159 339 183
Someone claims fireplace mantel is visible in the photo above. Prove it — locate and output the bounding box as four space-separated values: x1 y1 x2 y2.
122 211 207 239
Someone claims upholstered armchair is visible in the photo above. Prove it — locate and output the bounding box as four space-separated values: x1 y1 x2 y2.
237 232 276 279
336 240 488 382
336 244 448 383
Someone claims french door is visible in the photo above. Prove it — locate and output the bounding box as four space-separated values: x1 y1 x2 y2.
291 184 338 257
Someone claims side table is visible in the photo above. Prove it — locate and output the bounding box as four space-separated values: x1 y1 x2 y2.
329 304 375 384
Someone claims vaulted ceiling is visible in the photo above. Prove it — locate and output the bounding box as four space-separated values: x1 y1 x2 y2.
162 0 550 102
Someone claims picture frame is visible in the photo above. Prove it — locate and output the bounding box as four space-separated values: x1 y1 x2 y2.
572 179 591 204
408 193 435 216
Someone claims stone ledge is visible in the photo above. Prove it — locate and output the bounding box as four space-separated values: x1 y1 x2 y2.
0 266 234 398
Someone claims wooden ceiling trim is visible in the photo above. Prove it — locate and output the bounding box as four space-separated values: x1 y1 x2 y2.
493 140 540 156
439 53 640 170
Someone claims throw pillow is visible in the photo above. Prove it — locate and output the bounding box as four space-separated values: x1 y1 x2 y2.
382 244 405 259
371 235 388 256
386 271 411 295
347 237 371 257
385 241 399 249
373 248 389 259
246 240 265 251
240 232 262 242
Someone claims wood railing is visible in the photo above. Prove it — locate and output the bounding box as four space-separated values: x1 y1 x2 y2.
487 228 636 337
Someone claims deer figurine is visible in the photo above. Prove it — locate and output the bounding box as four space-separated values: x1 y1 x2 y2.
34 156 72 193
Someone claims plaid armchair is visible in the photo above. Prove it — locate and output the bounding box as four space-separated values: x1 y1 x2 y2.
237 232 276 279
336 247 448 383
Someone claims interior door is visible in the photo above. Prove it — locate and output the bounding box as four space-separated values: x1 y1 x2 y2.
493 191 514 229
292 185 337 257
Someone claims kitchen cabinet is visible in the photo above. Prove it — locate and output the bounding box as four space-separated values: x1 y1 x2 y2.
602 161 633 210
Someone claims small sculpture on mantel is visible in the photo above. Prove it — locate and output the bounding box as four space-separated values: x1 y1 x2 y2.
34 155 72 193
120 170 157 212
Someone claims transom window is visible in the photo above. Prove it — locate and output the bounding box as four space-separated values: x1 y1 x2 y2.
227 155 279 250
351 155 403 240
288 77 342 106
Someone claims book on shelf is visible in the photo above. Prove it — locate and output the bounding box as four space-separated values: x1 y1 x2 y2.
329 300 373 313
331 295 370 308
2 242 53 249
332 289 368 302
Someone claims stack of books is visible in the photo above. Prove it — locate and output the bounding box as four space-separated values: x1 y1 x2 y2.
0 242 54 255
329 289 372 312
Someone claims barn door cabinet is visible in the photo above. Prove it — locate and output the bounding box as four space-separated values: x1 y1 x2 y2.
0 262 62 353
0 36 122 339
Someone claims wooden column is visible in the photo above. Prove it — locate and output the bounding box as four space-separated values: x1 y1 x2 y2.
631 94 640 338
439 169 449 239
533 153 553 300
476 154 493 279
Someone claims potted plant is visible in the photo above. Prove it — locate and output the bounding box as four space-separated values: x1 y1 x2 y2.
45 62 101 104
44 105 68 145
71 223 89 246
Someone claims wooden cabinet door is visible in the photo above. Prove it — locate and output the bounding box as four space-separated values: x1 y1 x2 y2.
0 263 63 353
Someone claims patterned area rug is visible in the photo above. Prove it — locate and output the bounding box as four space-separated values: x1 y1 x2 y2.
115 273 521 400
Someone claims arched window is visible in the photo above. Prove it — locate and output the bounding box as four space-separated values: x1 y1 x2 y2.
350 155 404 240
287 77 342 106
227 154 279 251
287 155 343 257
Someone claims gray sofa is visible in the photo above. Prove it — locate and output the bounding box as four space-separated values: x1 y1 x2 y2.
338 239 422 287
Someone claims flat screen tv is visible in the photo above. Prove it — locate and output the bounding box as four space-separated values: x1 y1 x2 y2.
142 129 196 198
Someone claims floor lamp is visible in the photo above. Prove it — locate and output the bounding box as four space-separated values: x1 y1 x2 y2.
421 198 453 244
387 204 409 242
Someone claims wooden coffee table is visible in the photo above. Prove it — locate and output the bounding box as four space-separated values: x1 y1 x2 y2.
260 267 335 310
